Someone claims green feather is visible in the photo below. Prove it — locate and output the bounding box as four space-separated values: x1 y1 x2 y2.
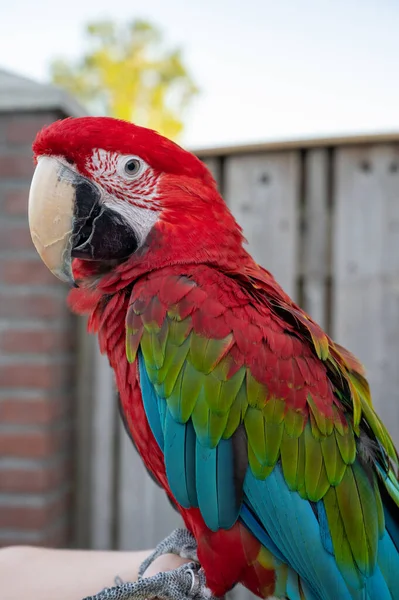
141 297 163 332
189 334 233 374
285 408 305 437
126 328 143 363
244 407 265 463
161 337 190 398
223 382 247 439
246 371 268 409
191 388 211 445
307 393 334 436
335 427 356 465
360 396 398 464
166 364 185 422
309 411 324 440
323 485 363 590
180 362 204 421
264 420 284 466
320 432 346 486
208 409 230 447
280 430 299 490
212 353 241 381
372 473 385 537
297 431 307 498
152 338 190 386
208 368 245 413
151 319 169 369
203 374 222 410
263 397 285 423
168 316 193 346
335 463 378 575
304 423 329 501
248 443 274 479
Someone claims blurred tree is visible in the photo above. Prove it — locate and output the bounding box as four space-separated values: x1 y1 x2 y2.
50 20 198 139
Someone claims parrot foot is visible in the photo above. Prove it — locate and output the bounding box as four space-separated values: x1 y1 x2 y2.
82 561 221 600
138 528 198 578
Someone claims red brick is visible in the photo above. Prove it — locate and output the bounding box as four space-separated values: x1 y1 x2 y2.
3 187 30 216
0 259 59 286
0 362 69 389
1 328 74 354
0 293 66 319
0 491 71 530
0 460 71 493
0 155 34 178
0 428 69 459
0 225 33 251
0 397 67 425
6 115 54 145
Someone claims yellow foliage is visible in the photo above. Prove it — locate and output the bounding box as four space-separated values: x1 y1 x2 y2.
50 20 198 140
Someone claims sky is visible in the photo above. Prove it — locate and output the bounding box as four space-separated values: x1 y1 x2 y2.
1 0 399 148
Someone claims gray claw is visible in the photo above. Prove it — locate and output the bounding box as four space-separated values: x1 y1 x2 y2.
138 528 198 578
82 561 202 600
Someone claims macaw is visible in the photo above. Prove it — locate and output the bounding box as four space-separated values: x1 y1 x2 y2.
28 116 399 600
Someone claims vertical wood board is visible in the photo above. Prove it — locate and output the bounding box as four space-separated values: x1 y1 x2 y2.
117 421 182 551
224 152 300 299
90 345 118 549
302 149 330 329
332 144 399 445
202 157 223 192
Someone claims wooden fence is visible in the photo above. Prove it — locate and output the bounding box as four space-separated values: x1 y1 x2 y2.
73 135 399 590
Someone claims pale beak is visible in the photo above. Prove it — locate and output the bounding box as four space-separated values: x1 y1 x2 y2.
29 156 140 285
28 156 77 285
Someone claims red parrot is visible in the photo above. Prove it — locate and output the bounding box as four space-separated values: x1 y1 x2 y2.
28 117 399 600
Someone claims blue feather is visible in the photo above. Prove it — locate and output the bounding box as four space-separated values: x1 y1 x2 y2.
384 504 399 553
363 564 392 600
286 568 303 600
240 503 286 563
376 532 399 599
316 500 334 555
164 408 191 508
196 440 219 531
216 438 241 528
185 420 198 507
139 352 164 450
244 466 352 600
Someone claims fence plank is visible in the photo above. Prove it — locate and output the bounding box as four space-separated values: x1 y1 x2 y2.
117 420 182 551
224 152 300 299
302 149 329 329
202 157 222 190
73 317 95 548
332 144 399 446
90 345 118 549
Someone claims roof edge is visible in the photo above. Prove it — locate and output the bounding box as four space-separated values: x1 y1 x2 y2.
192 131 399 157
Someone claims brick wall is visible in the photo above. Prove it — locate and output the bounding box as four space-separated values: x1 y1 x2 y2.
0 112 76 547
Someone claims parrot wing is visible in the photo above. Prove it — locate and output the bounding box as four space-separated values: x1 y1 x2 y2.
126 267 399 600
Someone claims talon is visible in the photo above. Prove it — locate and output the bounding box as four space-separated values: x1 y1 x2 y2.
138 529 198 579
81 562 221 600
186 568 199 595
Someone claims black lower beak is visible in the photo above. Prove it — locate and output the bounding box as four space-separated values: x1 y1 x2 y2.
71 181 139 262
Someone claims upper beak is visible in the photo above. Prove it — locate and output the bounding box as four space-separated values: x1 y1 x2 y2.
29 156 141 285
29 157 78 285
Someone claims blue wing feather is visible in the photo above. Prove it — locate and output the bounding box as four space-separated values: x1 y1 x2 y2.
139 352 398 600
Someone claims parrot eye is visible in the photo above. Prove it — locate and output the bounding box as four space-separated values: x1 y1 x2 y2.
123 158 143 178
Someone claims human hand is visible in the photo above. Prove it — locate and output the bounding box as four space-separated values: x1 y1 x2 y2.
141 553 192 578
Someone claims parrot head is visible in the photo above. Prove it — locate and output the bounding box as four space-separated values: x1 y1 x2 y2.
29 117 247 287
